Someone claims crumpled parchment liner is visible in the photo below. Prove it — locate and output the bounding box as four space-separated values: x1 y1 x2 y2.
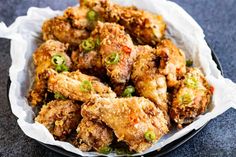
0 0 236 156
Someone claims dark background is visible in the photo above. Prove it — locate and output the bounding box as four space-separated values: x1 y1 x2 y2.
0 0 236 157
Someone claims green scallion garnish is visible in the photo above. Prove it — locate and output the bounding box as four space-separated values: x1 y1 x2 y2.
105 52 120 65
144 130 156 142
99 146 112 154
81 38 96 52
54 92 66 100
122 85 135 97
87 10 98 21
51 55 65 66
80 80 93 92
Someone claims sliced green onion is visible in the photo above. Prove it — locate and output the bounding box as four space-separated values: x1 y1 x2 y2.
185 76 198 88
95 37 100 47
144 130 156 142
55 64 69 73
180 93 193 105
115 148 126 155
80 80 93 92
51 55 65 65
54 92 66 100
81 38 95 52
99 146 112 154
105 52 120 65
186 60 193 67
122 85 135 97
87 10 98 21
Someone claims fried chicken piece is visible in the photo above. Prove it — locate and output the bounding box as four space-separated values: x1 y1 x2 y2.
155 39 186 87
81 0 166 45
74 118 113 152
131 45 169 122
28 40 72 106
91 22 137 94
70 30 106 78
35 100 81 140
71 50 105 77
42 6 90 45
46 69 116 102
170 68 212 128
81 97 169 152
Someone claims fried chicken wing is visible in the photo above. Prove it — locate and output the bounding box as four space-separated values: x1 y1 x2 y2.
70 30 106 77
81 0 166 45
46 69 116 102
71 50 105 77
92 22 137 94
35 100 81 140
74 118 113 152
81 97 169 152
28 40 72 106
42 6 90 45
170 68 212 128
155 39 186 87
131 45 169 121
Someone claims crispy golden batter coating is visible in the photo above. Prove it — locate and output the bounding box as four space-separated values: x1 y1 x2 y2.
47 69 116 102
70 29 106 77
92 22 137 94
170 68 212 128
82 97 169 152
28 40 71 106
81 0 166 45
155 39 186 87
42 6 90 45
131 45 169 121
35 100 81 139
71 50 105 77
74 118 113 152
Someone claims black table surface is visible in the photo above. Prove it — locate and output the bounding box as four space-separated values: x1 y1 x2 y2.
0 0 236 157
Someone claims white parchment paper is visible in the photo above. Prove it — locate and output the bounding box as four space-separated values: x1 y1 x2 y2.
1 0 236 156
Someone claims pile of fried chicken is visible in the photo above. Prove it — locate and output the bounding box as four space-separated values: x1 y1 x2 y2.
28 0 213 154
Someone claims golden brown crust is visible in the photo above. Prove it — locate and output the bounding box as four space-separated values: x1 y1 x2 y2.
170 68 212 128
155 39 186 87
42 6 90 45
131 45 169 122
74 118 113 152
28 40 71 106
35 100 81 139
81 97 169 152
81 0 166 45
92 22 137 94
47 69 116 102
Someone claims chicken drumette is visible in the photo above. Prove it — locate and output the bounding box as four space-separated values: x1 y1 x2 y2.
170 68 212 128
155 39 186 87
28 40 72 106
93 22 137 94
74 118 113 152
46 69 116 102
131 45 169 121
81 97 169 152
35 100 81 140
80 0 166 45
42 6 90 45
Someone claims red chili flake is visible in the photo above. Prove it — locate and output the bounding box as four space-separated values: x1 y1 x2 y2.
122 45 131 54
209 86 214 94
